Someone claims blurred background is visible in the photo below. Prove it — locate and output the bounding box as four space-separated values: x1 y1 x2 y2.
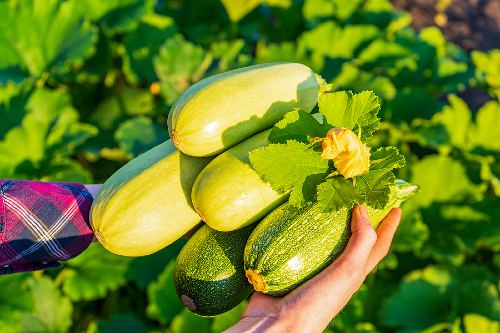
0 0 499 332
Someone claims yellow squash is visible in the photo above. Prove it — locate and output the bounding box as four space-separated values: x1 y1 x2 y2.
168 62 321 157
91 141 211 256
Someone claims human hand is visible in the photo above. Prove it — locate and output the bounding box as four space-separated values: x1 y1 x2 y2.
225 205 402 333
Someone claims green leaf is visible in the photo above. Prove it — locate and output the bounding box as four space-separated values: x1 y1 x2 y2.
0 89 97 180
317 177 360 211
87 314 147 333
210 39 248 72
20 277 73 333
382 279 450 331
331 63 397 101
268 110 329 144
220 0 261 22
381 265 500 331
318 90 380 141
472 49 500 100
355 168 395 209
126 239 186 290
211 301 247 332
121 14 177 85
419 204 492 265
38 158 93 183
299 22 380 59
392 203 429 253
0 0 97 82
249 141 329 205
0 88 30 138
455 266 500 321
357 40 413 67
469 100 500 151
89 88 155 131
146 260 184 324
115 116 169 158
168 308 212 333
154 35 212 105
61 243 132 301
410 155 479 208
370 146 406 170
385 89 445 123
255 41 318 72
53 32 113 84
0 274 33 333
75 0 154 36
431 94 471 149
288 172 326 206
463 314 500 333
83 87 154 160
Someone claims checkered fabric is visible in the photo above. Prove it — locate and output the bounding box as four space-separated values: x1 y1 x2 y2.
0 179 94 274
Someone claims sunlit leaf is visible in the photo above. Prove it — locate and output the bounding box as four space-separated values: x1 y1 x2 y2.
154 35 212 105
169 308 212 333
0 89 97 180
20 277 73 333
469 100 500 151
211 301 247 333
75 0 154 36
122 14 177 85
472 49 500 100
115 116 169 158
146 260 184 324
61 243 132 301
410 155 479 207
0 274 33 333
0 0 97 83
220 0 261 22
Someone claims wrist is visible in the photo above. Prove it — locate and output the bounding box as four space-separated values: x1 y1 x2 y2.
225 315 288 333
84 184 102 199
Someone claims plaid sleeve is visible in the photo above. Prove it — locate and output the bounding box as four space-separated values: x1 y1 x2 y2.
0 179 94 275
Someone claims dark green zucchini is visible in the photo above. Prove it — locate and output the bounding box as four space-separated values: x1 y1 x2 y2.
244 180 418 296
174 224 254 316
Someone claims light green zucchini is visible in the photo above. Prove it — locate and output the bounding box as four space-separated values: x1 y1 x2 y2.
91 141 211 256
191 129 288 231
168 62 321 157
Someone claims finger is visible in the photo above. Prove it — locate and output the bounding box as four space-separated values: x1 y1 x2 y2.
275 205 377 332
365 208 401 273
337 204 378 268
242 292 281 318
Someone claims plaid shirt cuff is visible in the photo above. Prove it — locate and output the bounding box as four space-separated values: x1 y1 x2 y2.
0 179 94 274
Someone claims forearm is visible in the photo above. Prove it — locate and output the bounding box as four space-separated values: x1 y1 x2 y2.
0 179 101 274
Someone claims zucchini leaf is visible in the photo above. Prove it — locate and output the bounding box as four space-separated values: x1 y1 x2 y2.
0 0 97 83
60 243 132 301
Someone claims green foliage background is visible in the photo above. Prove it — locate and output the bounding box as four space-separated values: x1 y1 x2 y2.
0 0 499 332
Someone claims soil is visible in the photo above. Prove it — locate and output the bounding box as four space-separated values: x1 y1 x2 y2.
393 0 500 51
393 0 500 108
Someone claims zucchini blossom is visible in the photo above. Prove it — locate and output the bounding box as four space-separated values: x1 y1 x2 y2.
320 127 370 178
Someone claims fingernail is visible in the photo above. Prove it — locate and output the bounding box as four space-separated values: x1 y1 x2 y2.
358 205 368 218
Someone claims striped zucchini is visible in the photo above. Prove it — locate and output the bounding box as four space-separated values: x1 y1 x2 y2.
174 224 254 316
244 180 418 296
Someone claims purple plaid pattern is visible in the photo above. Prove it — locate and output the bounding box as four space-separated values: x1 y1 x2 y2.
0 179 94 274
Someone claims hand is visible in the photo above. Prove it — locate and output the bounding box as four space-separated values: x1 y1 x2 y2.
226 205 402 333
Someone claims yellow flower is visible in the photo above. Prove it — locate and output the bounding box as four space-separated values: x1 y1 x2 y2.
321 127 370 178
